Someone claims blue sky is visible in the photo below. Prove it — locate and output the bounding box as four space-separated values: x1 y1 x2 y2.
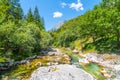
20 0 102 31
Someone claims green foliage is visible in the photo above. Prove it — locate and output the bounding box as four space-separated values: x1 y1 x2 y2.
0 21 16 54
34 6 44 29
0 0 52 60
51 0 120 53
0 0 23 24
26 8 34 23
40 30 53 48
26 7 45 30
0 0 12 24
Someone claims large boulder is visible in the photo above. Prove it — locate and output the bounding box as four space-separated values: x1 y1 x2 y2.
30 64 94 80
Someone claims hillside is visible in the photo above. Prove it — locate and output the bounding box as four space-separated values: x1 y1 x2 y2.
51 0 120 53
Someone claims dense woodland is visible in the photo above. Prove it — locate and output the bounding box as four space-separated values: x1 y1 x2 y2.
0 0 120 62
0 0 52 61
51 0 120 53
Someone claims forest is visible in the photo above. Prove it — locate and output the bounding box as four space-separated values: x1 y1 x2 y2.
0 0 52 61
51 0 120 53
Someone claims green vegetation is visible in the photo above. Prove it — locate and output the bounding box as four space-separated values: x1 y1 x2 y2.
51 0 120 53
0 0 52 61
0 0 120 80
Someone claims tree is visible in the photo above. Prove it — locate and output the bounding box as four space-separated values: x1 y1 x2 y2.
40 30 52 48
33 6 45 29
0 0 23 24
51 0 120 52
26 8 34 23
0 0 12 24
0 21 16 54
10 0 23 22
0 0 51 60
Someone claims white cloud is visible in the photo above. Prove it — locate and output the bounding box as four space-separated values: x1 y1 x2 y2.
61 2 67 8
53 11 63 18
69 0 84 11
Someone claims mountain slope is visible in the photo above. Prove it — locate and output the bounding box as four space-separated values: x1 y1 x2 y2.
51 0 120 53
51 20 67 31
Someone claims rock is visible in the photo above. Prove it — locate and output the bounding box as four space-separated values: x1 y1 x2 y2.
0 63 4 67
48 49 61 56
30 64 94 80
79 58 89 64
113 65 120 80
72 49 79 54
84 53 102 63
15 61 21 65
97 56 103 62
41 48 60 56
115 70 120 80
26 55 37 61
2 75 8 80
51 62 59 65
20 60 28 64
36 56 42 59
55 57 61 62
46 62 51 66
41 51 48 54
114 65 120 71
9 59 14 66
48 52 56 56
100 69 111 78
79 52 86 57
35 62 42 67
0 62 10 70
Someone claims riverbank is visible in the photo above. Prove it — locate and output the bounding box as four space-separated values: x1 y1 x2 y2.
1 48 120 80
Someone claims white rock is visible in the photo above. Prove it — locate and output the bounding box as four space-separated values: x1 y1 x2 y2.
46 62 51 66
79 58 89 64
73 49 79 54
30 64 94 80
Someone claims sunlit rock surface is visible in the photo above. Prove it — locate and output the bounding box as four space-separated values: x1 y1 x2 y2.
30 64 94 80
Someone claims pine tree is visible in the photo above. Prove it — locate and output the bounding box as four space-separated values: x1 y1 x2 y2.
0 0 23 24
34 6 41 24
13 4 23 22
26 8 34 23
33 6 45 29
0 0 12 24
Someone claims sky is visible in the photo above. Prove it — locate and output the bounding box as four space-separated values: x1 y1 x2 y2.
20 0 102 31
